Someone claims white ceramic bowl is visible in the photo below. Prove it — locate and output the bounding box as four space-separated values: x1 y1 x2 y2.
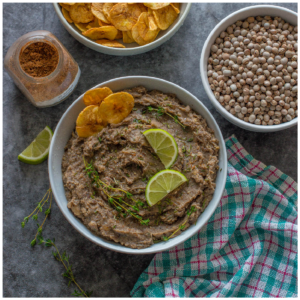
53 3 191 56
200 5 298 132
48 76 227 254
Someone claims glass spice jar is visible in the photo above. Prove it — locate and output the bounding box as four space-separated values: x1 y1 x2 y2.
4 30 80 107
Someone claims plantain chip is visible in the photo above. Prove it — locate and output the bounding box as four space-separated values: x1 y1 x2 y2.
170 3 180 14
75 22 89 32
60 3 71 11
76 105 107 137
62 2 75 5
62 7 73 23
148 10 158 31
83 87 113 106
132 12 160 45
152 5 178 30
76 125 105 138
86 17 101 29
115 30 123 39
144 3 170 10
103 3 116 23
96 39 126 48
91 3 110 24
82 26 118 40
123 30 135 43
69 3 94 23
99 92 134 124
109 3 147 31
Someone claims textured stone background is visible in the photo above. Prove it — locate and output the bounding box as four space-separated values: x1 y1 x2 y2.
3 2 297 297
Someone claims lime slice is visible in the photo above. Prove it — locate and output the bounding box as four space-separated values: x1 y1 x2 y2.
18 126 53 165
143 129 178 169
145 170 187 206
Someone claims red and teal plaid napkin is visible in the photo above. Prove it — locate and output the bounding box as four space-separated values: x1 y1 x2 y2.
131 135 297 298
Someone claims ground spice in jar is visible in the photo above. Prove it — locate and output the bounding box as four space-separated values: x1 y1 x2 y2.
19 42 59 77
4 30 80 107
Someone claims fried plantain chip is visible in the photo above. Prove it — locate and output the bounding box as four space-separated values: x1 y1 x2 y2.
76 105 107 137
69 3 94 23
170 3 180 14
62 7 73 23
62 2 75 5
109 3 147 31
75 22 89 32
148 10 158 30
123 30 135 43
60 3 71 11
99 92 134 124
132 12 160 45
82 26 118 40
115 30 123 39
152 5 177 30
76 125 105 138
103 3 116 23
96 39 126 48
98 19 103 26
91 3 110 24
83 87 113 106
144 3 170 10
86 17 101 29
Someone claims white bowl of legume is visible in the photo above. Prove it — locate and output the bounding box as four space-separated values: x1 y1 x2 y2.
200 5 298 132
48 76 227 254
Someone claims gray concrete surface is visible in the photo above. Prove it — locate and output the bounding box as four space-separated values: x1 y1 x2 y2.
3 2 297 297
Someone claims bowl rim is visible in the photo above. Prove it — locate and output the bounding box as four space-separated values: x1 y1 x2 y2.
48 76 227 254
53 3 192 54
200 5 298 132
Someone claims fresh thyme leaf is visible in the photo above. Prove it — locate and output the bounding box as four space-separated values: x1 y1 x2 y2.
31 239 36 247
98 137 102 143
187 138 193 142
160 206 197 242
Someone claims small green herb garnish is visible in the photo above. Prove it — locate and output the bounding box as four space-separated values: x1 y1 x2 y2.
142 106 186 129
187 138 193 142
161 206 197 241
83 158 149 226
22 189 91 297
98 137 102 143
21 189 52 245
37 237 92 297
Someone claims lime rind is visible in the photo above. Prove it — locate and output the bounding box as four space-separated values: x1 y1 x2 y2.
143 129 178 169
18 126 53 165
145 169 187 206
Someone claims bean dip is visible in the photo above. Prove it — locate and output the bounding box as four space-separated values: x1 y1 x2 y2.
62 87 219 249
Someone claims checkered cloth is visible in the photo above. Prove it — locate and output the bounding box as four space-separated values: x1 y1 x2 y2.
131 135 298 298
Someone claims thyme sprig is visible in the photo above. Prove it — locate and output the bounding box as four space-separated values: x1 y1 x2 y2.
21 188 52 246
83 158 149 226
142 106 186 129
162 206 196 241
37 237 92 298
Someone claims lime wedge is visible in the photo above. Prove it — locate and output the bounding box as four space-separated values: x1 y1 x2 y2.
145 170 187 206
143 129 178 169
18 126 53 165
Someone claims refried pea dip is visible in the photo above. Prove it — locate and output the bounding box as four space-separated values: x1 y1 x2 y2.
62 87 219 249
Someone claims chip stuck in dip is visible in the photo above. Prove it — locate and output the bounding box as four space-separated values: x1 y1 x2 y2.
62 86 219 249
